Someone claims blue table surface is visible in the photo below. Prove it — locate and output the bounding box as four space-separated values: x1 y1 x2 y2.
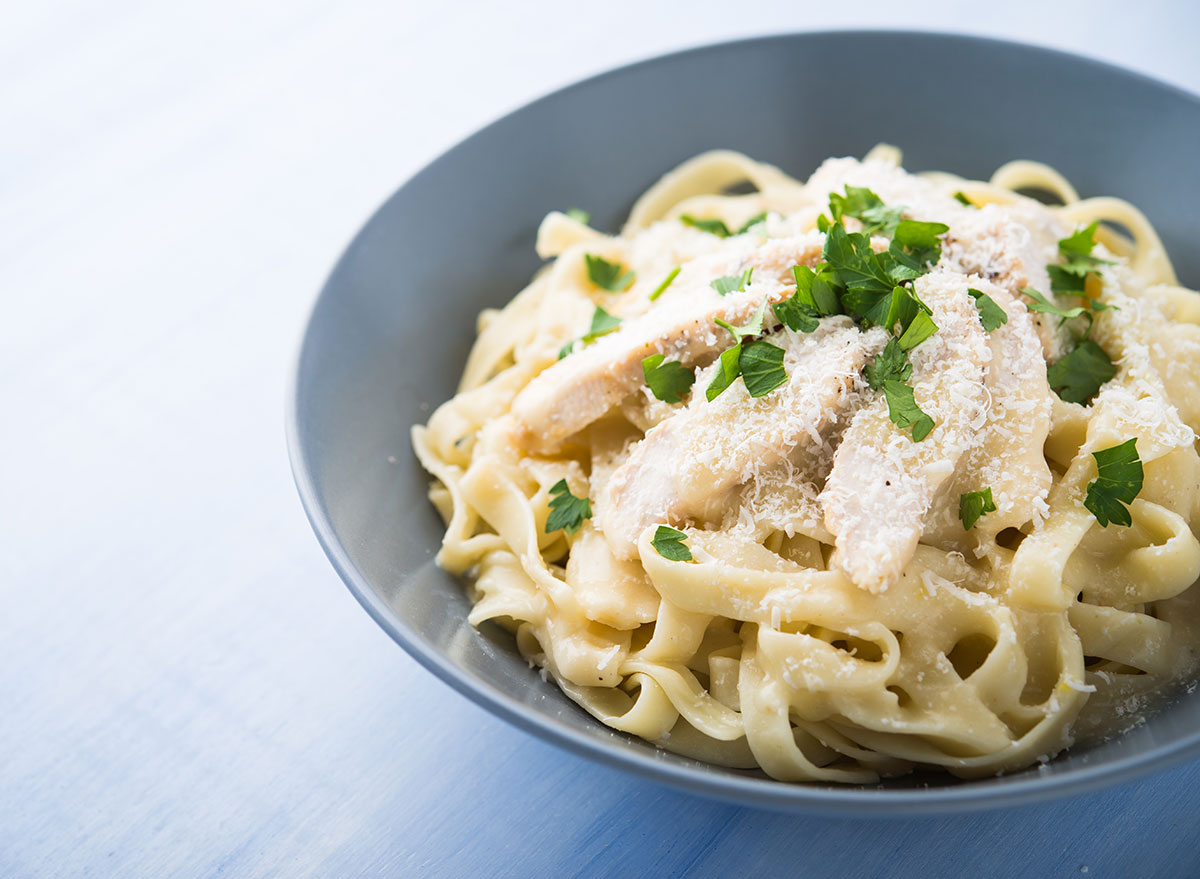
6 2 1200 876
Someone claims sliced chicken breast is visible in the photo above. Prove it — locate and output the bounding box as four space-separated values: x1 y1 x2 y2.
510 232 825 453
820 269 991 592
597 318 887 559
922 282 1054 551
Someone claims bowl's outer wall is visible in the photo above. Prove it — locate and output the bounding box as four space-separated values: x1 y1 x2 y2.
291 32 1200 813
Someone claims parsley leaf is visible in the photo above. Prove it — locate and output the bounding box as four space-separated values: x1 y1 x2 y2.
566 208 591 224
825 223 940 321
882 380 935 441
649 266 680 302
953 191 975 207
792 265 842 316
557 306 621 359
968 288 1008 332
824 223 898 301
681 214 731 238
1048 265 1087 296
710 267 753 296
736 212 769 235
1047 339 1116 405
705 346 742 401
773 294 820 333
715 297 768 340
545 479 592 535
889 219 949 274
865 339 912 390
740 340 788 397
1059 222 1104 259
651 525 693 561
1021 287 1089 323
829 185 905 237
1050 222 1115 295
959 487 997 530
585 254 636 292
880 285 923 333
642 354 695 404
896 310 938 351
1084 438 1143 527
584 306 621 341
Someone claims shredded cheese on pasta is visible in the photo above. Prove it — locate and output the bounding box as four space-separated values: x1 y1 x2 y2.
413 148 1200 782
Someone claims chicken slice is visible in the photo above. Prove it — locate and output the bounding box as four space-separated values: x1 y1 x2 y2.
510 232 825 453
921 282 1054 552
943 203 1067 361
820 270 991 592
597 318 887 559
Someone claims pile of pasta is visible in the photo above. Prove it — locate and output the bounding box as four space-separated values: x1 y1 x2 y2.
413 147 1200 782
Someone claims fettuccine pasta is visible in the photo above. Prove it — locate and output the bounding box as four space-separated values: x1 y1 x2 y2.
412 147 1200 782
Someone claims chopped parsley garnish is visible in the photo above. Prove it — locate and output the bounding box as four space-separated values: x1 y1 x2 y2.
773 294 820 333
651 525 693 561
649 266 680 302
791 265 842 316
737 212 769 235
681 214 732 238
812 191 948 444
557 306 622 359
710 267 753 296
1046 339 1116 405
545 479 592 535
879 285 924 334
715 298 768 340
896 311 938 351
824 223 910 305
705 345 743 401
953 191 975 207
704 337 789 401
959 487 997 530
824 222 946 324
1021 287 1089 323
865 339 912 390
585 254 636 292
586 305 621 339
882 380 935 441
968 288 1008 332
1084 438 1143 527
1050 221 1114 295
642 354 695 404
740 340 788 397
566 208 591 224
847 284 938 348
889 220 951 275
828 185 905 237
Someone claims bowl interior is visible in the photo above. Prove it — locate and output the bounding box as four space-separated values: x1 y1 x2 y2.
290 31 1200 813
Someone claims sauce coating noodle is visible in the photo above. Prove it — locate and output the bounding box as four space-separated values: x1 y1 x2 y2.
414 149 1200 781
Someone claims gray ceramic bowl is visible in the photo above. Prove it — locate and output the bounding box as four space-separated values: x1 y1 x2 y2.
288 31 1200 814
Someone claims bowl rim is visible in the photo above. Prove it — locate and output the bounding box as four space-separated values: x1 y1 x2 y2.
286 28 1200 815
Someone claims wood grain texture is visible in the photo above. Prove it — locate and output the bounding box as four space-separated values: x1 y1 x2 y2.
3 1 1200 875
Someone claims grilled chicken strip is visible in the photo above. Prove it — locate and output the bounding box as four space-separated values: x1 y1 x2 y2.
510 233 826 453
820 269 991 592
598 318 887 559
922 283 1054 552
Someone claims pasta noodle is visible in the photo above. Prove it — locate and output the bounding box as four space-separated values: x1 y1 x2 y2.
412 147 1200 781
